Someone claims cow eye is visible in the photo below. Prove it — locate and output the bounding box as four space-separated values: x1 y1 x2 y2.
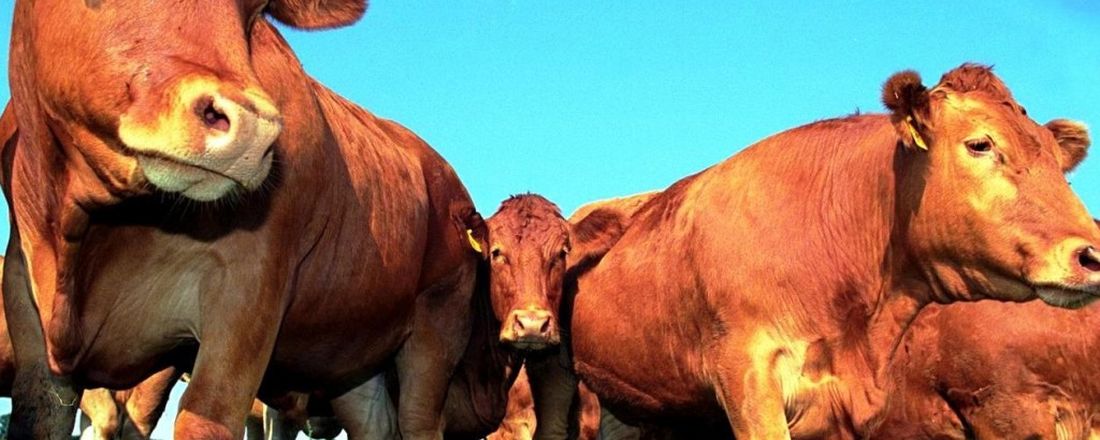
491 247 504 262
965 139 994 156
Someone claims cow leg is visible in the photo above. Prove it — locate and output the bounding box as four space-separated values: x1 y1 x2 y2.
262 405 304 440
79 388 120 440
245 411 265 440
394 266 477 440
174 274 280 439
3 238 80 440
711 342 790 440
331 373 396 439
120 367 182 439
597 409 641 440
575 382 601 440
175 330 277 439
526 352 578 440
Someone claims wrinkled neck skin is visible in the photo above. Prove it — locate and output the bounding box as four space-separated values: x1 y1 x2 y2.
770 124 948 434
4 16 330 373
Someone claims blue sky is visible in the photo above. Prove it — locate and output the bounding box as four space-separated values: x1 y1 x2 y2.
1 1 1099 438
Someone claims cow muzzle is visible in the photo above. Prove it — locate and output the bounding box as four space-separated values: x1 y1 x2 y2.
500 308 559 351
1032 239 1100 309
119 76 282 201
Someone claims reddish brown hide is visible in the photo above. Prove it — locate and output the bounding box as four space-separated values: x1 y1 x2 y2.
4 1 482 439
554 64 1100 439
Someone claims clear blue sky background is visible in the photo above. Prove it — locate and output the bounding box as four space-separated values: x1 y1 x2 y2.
2 1 1100 438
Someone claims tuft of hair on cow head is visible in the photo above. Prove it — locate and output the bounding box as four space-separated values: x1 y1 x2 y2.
567 208 628 270
882 70 933 152
267 0 368 30
1045 119 1091 173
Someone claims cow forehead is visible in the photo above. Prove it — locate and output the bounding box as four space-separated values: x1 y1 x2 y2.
490 219 569 249
937 94 1049 154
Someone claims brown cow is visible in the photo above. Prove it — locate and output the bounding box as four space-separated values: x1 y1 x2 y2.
245 194 612 439
533 64 1100 439
5 1 483 439
329 194 610 439
499 192 661 440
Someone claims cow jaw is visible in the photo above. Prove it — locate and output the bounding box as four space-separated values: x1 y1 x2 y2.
1035 287 1100 309
118 76 282 201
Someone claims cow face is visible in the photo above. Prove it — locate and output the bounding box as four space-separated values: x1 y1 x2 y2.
475 195 570 351
10 0 365 201
884 64 1100 308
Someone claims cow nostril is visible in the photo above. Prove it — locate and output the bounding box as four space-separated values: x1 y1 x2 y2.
197 97 230 132
1078 246 1100 272
539 319 550 335
513 319 525 333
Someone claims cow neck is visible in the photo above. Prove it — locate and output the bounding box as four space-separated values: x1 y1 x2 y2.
767 122 934 432
455 262 523 429
833 144 935 433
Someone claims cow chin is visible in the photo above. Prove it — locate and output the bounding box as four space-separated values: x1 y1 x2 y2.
503 337 559 352
1035 287 1100 309
137 153 272 202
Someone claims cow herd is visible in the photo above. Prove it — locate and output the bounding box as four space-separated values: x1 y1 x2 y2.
1 0 1099 439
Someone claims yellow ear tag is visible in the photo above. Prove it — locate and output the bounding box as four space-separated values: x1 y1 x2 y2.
905 116 928 151
466 229 483 253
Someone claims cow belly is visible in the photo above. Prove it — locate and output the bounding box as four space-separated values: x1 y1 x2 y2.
267 309 413 391
571 286 716 422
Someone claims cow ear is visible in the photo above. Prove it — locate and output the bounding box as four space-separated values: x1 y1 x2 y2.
882 70 932 151
465 215 490 260
1045 119 1090 173
451 203 489 259
568 208 627 269
268 0 367 30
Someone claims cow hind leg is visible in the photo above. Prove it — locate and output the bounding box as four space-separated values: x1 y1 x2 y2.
394 266 477 440
576 382 601 440
331 373 396 439
79 388 120 440
120 367 182 439
262 405 304 440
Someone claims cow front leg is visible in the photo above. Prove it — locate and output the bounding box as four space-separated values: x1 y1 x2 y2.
394 266 477 440
711 339 791 440
174 281 280 439
4 239 80 440
331 373 397 439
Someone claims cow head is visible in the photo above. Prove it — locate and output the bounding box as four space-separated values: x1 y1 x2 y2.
466 194 638 351
10 0 366 202
884 63 1100 308
469 195 570 351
